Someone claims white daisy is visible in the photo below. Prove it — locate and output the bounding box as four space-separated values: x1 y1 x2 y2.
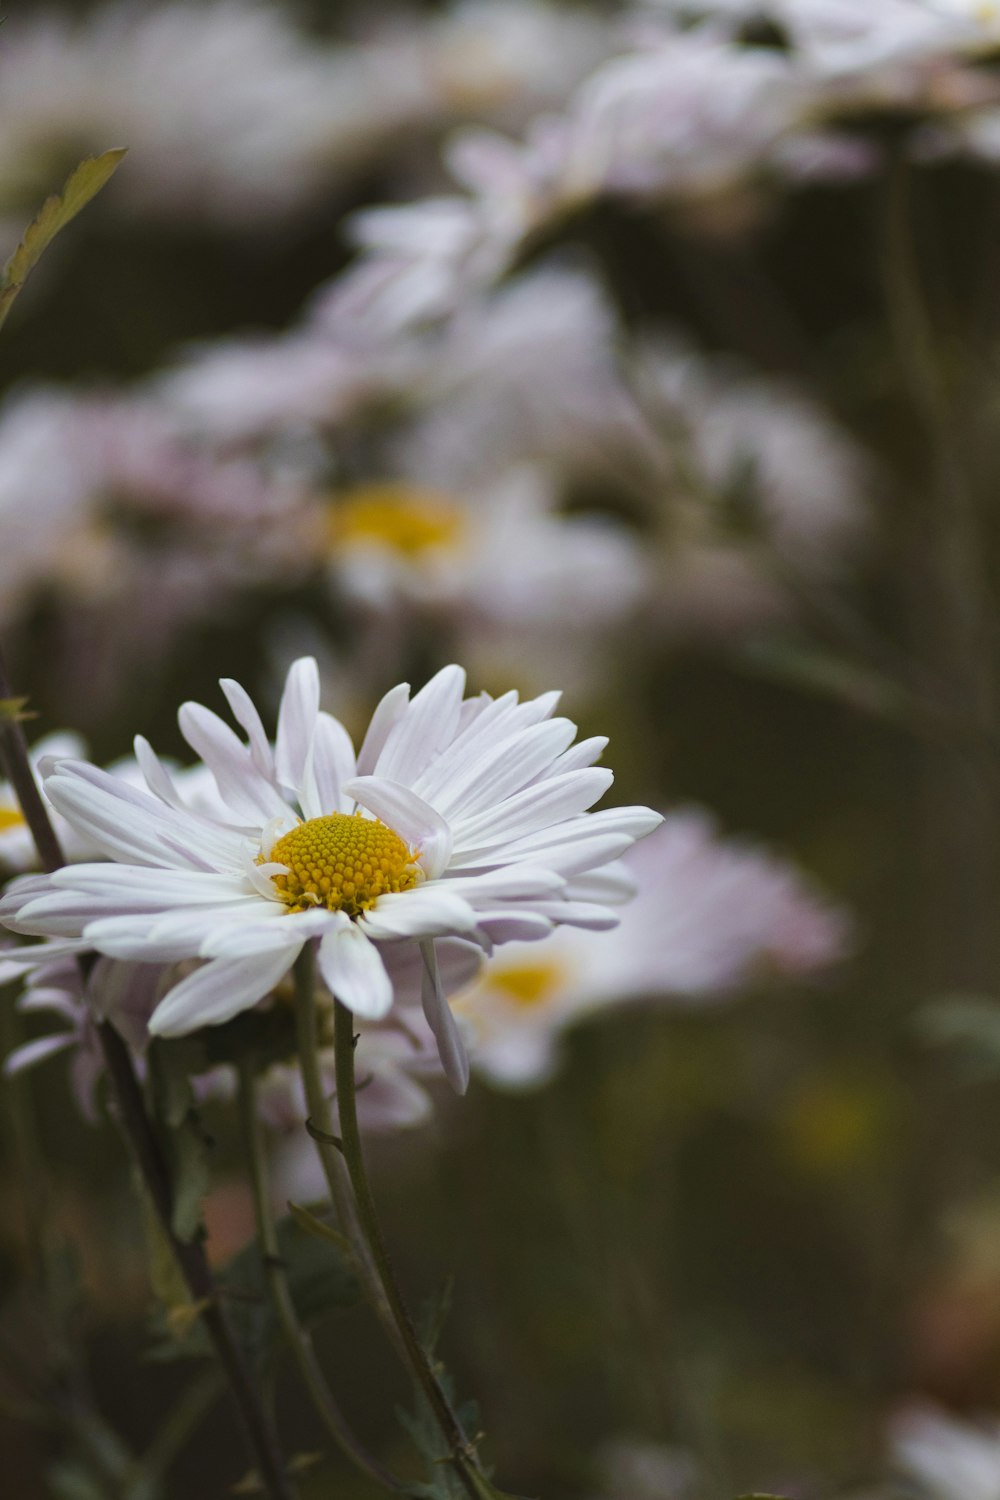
0 659 659 1091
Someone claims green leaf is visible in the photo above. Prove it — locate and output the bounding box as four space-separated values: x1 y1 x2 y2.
0 695 35 723
218 1213 360 1373
286 1200 353 1256
0 148 126 332
147 1041 213 1244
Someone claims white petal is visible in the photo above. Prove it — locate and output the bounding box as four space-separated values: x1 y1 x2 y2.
148 948 297 1036
46 765 244 870
527 900 620 930
414 691 560 804
4 1033 75 1075
356 682 410 776
344 776 453 878
442 865 566 903
373 665 466 785
311 712 357 816
420 940 469 1093
179 702 289 824
133 736 188 811
318 922 393 1019
450 768 614 855
473 912 554 943
275 657 320 793
220 677 275 780
430 717 579 821
537 736 609 777
359 886 478 940
202 908 335 958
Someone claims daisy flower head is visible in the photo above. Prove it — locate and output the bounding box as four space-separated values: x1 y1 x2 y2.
0 659 660 1091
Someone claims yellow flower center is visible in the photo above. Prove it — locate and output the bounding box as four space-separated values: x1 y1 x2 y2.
0 805 25 833
266 812 419 917
328 484 466 561
487 958 568 1009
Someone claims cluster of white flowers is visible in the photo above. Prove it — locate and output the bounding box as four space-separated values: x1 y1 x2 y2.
0 0 612 229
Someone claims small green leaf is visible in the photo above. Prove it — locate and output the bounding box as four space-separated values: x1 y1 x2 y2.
216 1214 360 1373
139 1196 202 1346
0 695 35 723
147 1041 213 1243
0 148 127 331
286 1200 353 1256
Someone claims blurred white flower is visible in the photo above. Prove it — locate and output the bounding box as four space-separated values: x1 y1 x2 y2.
635 338 870 568
394 264 657 485
456 807 852 1088
424 0 611 123
560 27 804 201
0 732 88 872
0 384 315 661
890 1403 1000 1500
590 1436 701 1500
0 0 359 224
324 466 645 628
2 953 165 1119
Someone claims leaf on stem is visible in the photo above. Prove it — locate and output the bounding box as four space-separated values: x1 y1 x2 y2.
0 696 35 724
147 1040 213 1244
286 1200 352 1255
0 148 127 332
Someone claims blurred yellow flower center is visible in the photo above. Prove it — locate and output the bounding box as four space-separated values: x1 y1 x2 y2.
266 812 418 917
488 958 567 1009
328 484 465 560
0 805 25 832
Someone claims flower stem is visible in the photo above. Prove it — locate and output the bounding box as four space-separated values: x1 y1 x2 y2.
331 996 490 1500
237 1054 406 1493
0 649 297 1500
99 1021 298 1500
291 946 396 1339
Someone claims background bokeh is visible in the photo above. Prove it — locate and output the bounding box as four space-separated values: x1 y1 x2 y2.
5 3 1000 1497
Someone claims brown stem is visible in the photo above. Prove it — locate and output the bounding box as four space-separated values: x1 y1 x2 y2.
0 647 297 1500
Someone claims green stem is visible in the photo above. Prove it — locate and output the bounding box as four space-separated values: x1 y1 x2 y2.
0 649 297 1500
331 996 489 1500
291 947 395 1340
238 1056 405 1493
125 1366 224 1500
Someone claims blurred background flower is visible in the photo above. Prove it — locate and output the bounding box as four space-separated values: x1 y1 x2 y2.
7 1 1000 1497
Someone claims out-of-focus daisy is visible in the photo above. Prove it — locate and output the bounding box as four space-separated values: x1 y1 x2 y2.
455 808 852 1088
324 467 645 627
0 658 659 1090
890 1402 1000 1500
2 953 165 1119
0 733 87 872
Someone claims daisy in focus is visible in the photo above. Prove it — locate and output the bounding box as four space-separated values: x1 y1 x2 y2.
455 809 853 1088
0 658 659 1090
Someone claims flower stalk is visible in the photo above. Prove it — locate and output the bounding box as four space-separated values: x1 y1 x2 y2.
0 647 297 1500
237 1053 405 1493
330 992 496 1500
